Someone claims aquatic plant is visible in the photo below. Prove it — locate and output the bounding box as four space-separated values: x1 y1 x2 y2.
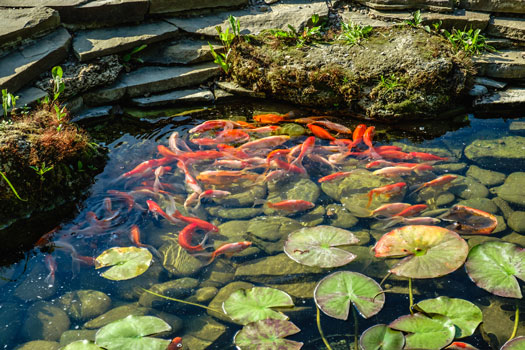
389 312 456 349
501 336 525 349
1 89 18 118
95 246 153 280
0 171 26 201
234 319 303 350
338 21 373 46
63 340 103 350
359 324 405 350
442 27 495 56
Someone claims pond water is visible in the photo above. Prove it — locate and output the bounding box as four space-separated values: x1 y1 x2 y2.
1 102 525 350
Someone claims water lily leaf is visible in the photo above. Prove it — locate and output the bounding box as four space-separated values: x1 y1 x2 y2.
389 313 455 350
314 271 385 320
63 340 104 350
222 287 294 325
374 225 468 278
284 225 359 268
415 296 482 338
465 241 525 298
501 336 525 350
95 315 171 350
234 319 303 350
95 246 152 281
359 324 405 350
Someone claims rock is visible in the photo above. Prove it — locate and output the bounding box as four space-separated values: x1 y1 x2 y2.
59 330 97 346
486 17 525 42
494 172 525 207
84 63 220 104
325 204 359 228
14 263 57 301
464 136 525 172
59 0 149 27
166 2 329 36
502 231 525 246
474 87 525 112
415 189 455 207
159 236 205 277
370 9 489 30
457 198 499 213
213 183 266 207
22 302 70 341
139 277 199 309
466 165 506 186
0 7 59 51
182 315 227 350
114 262 165 300
83 303 150 329
73 21 179 62
207 206 263 219
474 76 507 89
492 196 514 219
493 215 507 233
267 281 317 299
0 28 71 93
131 89 214 107
214 88 235 102
247 216 302 244
216 81 266 99
356 0 452 11
448 175 489 199
0 302 23 346
70 105 114 123
56 289 111 322
469 84 488 96
139 39 221 65
508 211 525 233
433 162 467 174
185 287 219 304
474 51 525 79
459 0 525 14
341 10 391 28
207 281 254 323
150 0 248 14
297 205 326 226
14 341 60 350
200 259 236 288
265 177 320 215
0 0 87 10
510 121 525 136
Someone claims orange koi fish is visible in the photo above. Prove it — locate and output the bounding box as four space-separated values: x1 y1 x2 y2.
376 150 414 160
372 166 414 177
363 126 381 159
394 204 428 217
178 223 209 252
411 175 457 194
352 124 367 143
189 120 234 133
367 182 406 208
177 160 202 194
207 241 252 264
445 341 479 350
239 136 290 151
382 216 441 229
266 149 291 166
167 337 183 350
244 125 280 133
318 171 353 183
121 157 171 178
272 158 306 174
311 120 352 134
370 203 411 218
129 225 148 248
307 124 336 141
267 200 315 213
290 136 315 170
196 170 259 185
171 210 219 233
253 113 290 124
366 160 395 169
146 200 181 225
409 151 449 161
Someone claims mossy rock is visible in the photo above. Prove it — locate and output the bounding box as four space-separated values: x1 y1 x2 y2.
493 172 525 207
229 26 472 121
159 235 205 277
464 136 525 172
22 302 70 342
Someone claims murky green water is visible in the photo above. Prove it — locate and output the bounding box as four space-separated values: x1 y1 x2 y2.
1 103 525 350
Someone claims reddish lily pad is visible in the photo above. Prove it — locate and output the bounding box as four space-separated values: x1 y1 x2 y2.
234 319 303 350
284 225 359 268
501 336 525 350
314 271 385 320
465 241 525 298
389 313 455 350
374 225 468 279
359 324 405 350
441 205 498 235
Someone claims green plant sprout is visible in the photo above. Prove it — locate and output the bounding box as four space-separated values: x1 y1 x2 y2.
0 171 27 201
404 10 423 28
339 21 373 46
270 14 324 47
30 162 54 181
442 27 495 56
122 44 147 63
54 104 67 131
209 15 241 73
2 89 19 118
51 66 65 102
378 74 401 92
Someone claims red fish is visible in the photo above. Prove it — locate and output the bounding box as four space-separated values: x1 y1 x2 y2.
267 200 315 213
394 204 428 217
372 166 414 177
171 210 219 233
307 124 336 141
291 136 315 170
352 124 367 143
130 225 147 248
177 160 202 194
196 170 259 185
377 150 413 160
411 175 457 194
207 241 252 264
311 120 352 134
167 337 183 350
146 200 181 225
74 255 96 266
363 126 381 159
445 341 479 350
409 151 449 161
189 120 234 133
121 157 171 178
44 255 57 286
318 171 353 183
178 223 209 252
253 113 289 124
107 190 137 212
370 203 411 218
367 182 406 208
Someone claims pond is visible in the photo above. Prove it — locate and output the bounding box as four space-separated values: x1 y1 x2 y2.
1 101 525 350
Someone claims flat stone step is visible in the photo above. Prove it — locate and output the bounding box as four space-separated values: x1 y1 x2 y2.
474 76 507 89
356 0 453 12
137 39 221 65
71 105 114 123
130 88 214 107
72 21 179 62
340 10 391 28
473 87 525 111
369 9 490 30
0 0 88 8
216 81 266 98
0 7 60 50
83 63 220 105
459 0 525 15
166 1 329 36
487 17 525 42
59 0 149 27
150 0 248 15
0 28 71 93
474 50 525 79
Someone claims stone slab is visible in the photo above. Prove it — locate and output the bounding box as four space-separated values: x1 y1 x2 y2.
510 121 525 135
474 50 525 79
473 87 525 111
340 10 391 28
356 0 453 12
0 28 71 93
72 21 179 62
474 76 507 89
166 2 329 36
150 0 248 15
370 9 490 30
216 81 266 98
59 0 149 27
83 63 220 104
487 17 525 42
130 88 214 107
0 0 88 7
0 7 60 49
458 0 525 15
138 39 221 65
0 86 47 117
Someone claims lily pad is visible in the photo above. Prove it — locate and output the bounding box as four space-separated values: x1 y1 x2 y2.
359 324 405 350
415 296 482 338
374 225 468 279
95 315 171 350
63 340 104 350
314 271 385 320
284 225 359 268
465 241 525 298
501 337 525 350
234 319 303 350
389 313 455 350
95 247 152 281
222 287 294 325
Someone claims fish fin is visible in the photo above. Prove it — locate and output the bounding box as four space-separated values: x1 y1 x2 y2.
44 272 55 286
366 191 374 208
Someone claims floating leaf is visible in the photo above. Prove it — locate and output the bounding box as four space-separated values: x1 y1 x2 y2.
95 246 152 280
63 340 104 350
501 336 525 350
284 225 359 268
359 324 405 350
234 319 303 350
95 315 171 350
415 296 482 338
314 271 385 320
389 313 455 350
465 241 525 298
374 225 468 278
222 287 294 325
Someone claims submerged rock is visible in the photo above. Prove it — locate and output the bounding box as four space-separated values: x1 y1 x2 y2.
246 216 302 254
139 277 199 309
0 302 23 346
508 211 525 233
15 341 60 350
448 175 489 199
182 315 227 350
325 204 359 228
159 235 205 276
59 330 97 347
22 302 70 341
493 172 525 207
466 165 506 186
265 177 319 216
464 136 525 172
56 289 111 322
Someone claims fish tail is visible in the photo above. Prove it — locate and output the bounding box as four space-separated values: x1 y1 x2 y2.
44 272 55 286
409 184 425 197
366 191 374 208
382 216 404 230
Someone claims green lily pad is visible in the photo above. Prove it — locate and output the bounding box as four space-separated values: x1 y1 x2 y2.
415 296 482 338
374 225 468 279
95 315 171 350
314 271 385 320
501 336 525 350
222 287 294 325
359 324 405 350
284 225 359 268
95 247 152 281
234 319 303 350
63 340 104 350
389 313 455 350
465 241 525 298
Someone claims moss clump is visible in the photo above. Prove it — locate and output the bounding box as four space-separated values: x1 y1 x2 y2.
229 26 474 121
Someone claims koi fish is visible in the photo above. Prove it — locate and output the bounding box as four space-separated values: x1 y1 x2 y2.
196 170 259 185
169 131 192 153
207 241 252 264
363 126 381 159
120 157 171 178
178 223 209 252
318 171 354 183
394 204 428 217
266 149 291 166
44 255 57 286
177 160 202 194
370 203 412 218
290 136 315 170
190 190 231 210
107 190 139 212
171 210 219 233
366 160 396 169
377 150 413 160
167 337 183 350
409 151 449 161
410 175 457 195
153 166 171 193
445 342 479 350
311 120 352 134
130 225 148 248
239 136 290 151
352 124 367 144
189 120 234 133
367 182 406 208
184 192 200 210
253 113 290 124
244 125 280 133
272 158 306 174
382 216 441 229
75 255 96 266
372 166 414 177
267 200 315 213
146 200 181 225
307 124 336 141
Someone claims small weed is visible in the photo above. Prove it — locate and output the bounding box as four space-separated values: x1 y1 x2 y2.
51 66 65 102
209 15 241 73
122 44 147 63
270 14 324 47
405 10 423 28
442 27 495 56
30 162 54 181
378 74 401 92
2 89 19 118
0 171 27 201
339 21 373 46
